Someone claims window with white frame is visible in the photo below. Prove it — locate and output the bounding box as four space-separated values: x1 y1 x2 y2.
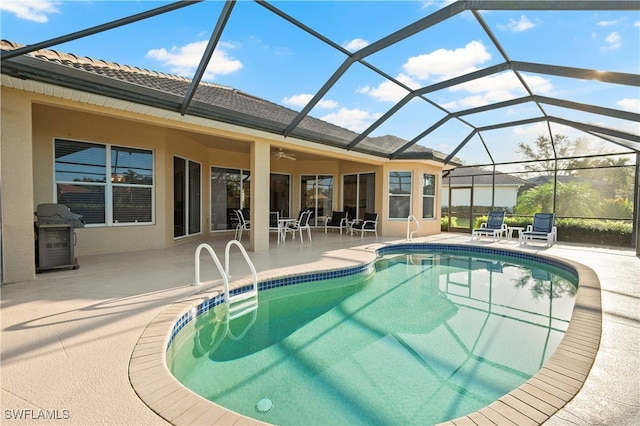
389 171 412 219
423 173 436 219
55 139 153 225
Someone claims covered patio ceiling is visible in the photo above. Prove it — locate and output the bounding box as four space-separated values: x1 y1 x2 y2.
1 0 638 167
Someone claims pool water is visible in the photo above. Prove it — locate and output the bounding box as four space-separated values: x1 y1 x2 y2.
167 250 577 425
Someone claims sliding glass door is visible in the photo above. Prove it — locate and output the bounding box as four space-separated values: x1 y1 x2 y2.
301 175 333 226
174 156 201 238
270 173 290 218
343 172 375 220
210 167 250 231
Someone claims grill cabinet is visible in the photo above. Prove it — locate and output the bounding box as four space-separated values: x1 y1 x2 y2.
34 204 85 272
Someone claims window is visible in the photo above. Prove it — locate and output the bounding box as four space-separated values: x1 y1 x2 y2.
55 139 153 225
423 173 436 219
389 171 411 219
174 157 201 238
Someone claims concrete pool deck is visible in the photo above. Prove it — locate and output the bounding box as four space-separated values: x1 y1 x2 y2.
1 232 638 425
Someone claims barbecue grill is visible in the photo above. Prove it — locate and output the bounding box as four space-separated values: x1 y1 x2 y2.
34 203 85 272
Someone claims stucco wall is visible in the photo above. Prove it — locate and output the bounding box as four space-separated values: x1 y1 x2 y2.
32 104 173 256
1 88 36 283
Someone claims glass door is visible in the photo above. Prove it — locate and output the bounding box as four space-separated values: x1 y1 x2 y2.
343 172 375 220
301 175 333 226
174 156 201 238
270 173 290 218
210 167 250 231
448 186 473 232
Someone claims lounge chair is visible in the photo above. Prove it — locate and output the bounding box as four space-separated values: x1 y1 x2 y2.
351 212 378 238
285 210 312 243
471 211 507 242
324 210 348 234
520 213 556 246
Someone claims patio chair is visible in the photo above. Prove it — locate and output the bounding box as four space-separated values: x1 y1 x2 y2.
234 209 250 241
351 212 378 238
324 210 348 234
285 210 312 243
520 213 557 246
269 210 280 237
471 211 507 242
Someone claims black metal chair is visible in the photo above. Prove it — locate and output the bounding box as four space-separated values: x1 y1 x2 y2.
324 210 348 234
351 212 378 238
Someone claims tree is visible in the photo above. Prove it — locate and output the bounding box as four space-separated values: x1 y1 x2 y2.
517 134 592 176
515 181 599 216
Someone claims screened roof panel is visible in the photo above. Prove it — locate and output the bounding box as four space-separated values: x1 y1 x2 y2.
445 133 493 166
461 103 544 128
367 99 448 142
1 0 637 166
479 10 640 74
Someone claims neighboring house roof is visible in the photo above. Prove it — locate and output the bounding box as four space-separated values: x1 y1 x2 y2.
443 167 527 186
0 40 456 164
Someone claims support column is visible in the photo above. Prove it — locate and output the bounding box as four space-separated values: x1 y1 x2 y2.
250 141 270 252
1 88 35 283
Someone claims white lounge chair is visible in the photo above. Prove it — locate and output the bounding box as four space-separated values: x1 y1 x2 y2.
471 211 507 242
520 213 557 246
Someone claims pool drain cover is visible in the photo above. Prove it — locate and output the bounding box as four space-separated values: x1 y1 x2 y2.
256 398 273 414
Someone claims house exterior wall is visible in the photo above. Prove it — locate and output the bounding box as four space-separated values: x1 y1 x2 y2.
442 185 519 211
1 84 446 283
382 163 442 237
33 103 174 256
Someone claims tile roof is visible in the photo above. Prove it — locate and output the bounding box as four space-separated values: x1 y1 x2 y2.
1 40 453 163
444 166 528 185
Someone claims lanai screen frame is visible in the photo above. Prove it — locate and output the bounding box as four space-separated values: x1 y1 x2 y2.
1 0 638 251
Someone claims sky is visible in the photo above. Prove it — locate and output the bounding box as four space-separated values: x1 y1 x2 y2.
1 0 639 167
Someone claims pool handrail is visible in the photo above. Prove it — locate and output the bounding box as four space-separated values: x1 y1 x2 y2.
406 214 419 241
194 241 259 320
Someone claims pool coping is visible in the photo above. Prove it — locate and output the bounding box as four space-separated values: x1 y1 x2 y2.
128 243 601 425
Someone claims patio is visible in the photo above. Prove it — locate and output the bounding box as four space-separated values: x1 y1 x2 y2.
1 232 638 425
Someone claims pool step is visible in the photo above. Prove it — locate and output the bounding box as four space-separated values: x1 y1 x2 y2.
228 297 259 320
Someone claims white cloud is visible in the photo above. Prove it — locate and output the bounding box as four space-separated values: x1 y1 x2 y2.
364 73 420 103
320 108 382 132
497 15 536 32
443 72 552 109
618 98 640 113
146 40 242 80
342 38 369 52
602 31 622 51
513 122 549 139
282 94 338 109
0 0 60 23
635 21 640 27
597 19 622 27
420 0 456 10
402 40 491 81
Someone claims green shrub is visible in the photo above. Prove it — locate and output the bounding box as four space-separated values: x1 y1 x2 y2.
599 198 633 219
555 218 632 246
441 216 458 231
472 215 632 246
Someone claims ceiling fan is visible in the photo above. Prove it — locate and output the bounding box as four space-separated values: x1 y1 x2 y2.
273 148 296 161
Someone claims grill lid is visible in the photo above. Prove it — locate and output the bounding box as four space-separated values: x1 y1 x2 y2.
35 203 85 227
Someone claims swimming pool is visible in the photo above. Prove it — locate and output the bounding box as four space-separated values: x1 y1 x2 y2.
164 245 578 425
